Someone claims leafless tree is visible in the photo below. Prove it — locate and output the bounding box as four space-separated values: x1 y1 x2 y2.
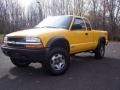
0 0 120 40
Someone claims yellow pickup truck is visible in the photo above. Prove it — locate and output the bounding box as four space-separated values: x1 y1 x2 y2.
1 15 108 75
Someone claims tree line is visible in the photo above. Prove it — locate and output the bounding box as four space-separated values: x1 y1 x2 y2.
0 0 120 40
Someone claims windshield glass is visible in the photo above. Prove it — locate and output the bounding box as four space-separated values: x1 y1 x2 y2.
35 16 73 29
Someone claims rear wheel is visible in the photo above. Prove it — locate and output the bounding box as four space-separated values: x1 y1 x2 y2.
43 48 70 75
10 58 31 67
94 42 105 59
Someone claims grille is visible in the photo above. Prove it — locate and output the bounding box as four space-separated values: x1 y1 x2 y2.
8 37 25 42
7 36 25 48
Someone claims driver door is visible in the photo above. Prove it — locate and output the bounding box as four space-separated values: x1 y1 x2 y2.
70 18 91 53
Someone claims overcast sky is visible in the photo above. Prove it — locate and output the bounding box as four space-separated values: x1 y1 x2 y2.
18 0 33 8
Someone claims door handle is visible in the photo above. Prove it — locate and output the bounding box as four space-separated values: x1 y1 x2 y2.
85 33 88 35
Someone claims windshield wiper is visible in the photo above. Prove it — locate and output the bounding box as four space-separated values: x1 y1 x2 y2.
35 26 66 29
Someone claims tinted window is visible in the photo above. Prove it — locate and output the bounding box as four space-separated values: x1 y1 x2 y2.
72 18 86 30
84 19 91 30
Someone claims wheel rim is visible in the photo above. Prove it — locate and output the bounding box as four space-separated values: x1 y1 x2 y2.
50 53 65 71
100 45 105 56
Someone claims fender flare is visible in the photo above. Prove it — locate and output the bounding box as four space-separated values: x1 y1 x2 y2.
98 37 106 45
46 36 70 52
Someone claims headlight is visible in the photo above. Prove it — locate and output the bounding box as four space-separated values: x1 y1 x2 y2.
25 37 41 43
25 37 43 48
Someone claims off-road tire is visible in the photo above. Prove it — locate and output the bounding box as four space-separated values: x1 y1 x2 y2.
43 48 70 75
94 41 105 59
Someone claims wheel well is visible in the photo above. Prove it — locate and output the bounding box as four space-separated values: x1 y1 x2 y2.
47 38 70 52
99 37 106 44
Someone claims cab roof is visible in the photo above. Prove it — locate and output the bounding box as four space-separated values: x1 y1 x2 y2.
48 15 87 20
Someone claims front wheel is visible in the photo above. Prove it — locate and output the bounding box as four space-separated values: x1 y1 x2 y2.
10 58 31 67
43 48 70 75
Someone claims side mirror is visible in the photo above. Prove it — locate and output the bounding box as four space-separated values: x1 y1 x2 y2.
71 24 83 30
87 27 91 31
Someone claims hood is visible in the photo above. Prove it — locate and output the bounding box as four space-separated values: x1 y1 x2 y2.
6 28 66 37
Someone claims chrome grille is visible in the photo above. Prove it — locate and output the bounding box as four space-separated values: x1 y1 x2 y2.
7 37 25 48
8 37 25 42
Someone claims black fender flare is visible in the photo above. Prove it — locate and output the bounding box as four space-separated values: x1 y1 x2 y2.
46 36 70 52
98 37 106 45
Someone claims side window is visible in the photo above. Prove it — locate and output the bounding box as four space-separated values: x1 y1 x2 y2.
72 18 86 30
84 19 91 30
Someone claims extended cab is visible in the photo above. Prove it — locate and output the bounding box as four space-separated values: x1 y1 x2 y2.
1 15 108 75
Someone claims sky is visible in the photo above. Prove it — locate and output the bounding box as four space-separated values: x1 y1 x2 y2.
18 0 33 8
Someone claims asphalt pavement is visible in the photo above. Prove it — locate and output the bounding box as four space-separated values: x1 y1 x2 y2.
0 42 120 90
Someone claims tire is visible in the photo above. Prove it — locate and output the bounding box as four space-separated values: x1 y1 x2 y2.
43 48 70 75
94 41 105 59
10 58 31 67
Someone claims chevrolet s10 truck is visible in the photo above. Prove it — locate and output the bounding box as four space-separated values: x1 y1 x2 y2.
1 15 108 75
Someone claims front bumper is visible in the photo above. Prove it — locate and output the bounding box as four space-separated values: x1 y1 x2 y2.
1 45 47 62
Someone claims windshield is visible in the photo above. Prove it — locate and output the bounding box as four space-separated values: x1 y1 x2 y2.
35 16 73 29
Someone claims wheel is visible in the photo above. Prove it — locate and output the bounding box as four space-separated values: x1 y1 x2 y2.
43 48 70 75
10 58 31 67
94 41 105 59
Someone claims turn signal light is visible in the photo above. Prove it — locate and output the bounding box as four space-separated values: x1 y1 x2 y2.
26 44 43 48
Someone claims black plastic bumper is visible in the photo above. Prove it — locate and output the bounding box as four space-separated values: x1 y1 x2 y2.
1 45 47 62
